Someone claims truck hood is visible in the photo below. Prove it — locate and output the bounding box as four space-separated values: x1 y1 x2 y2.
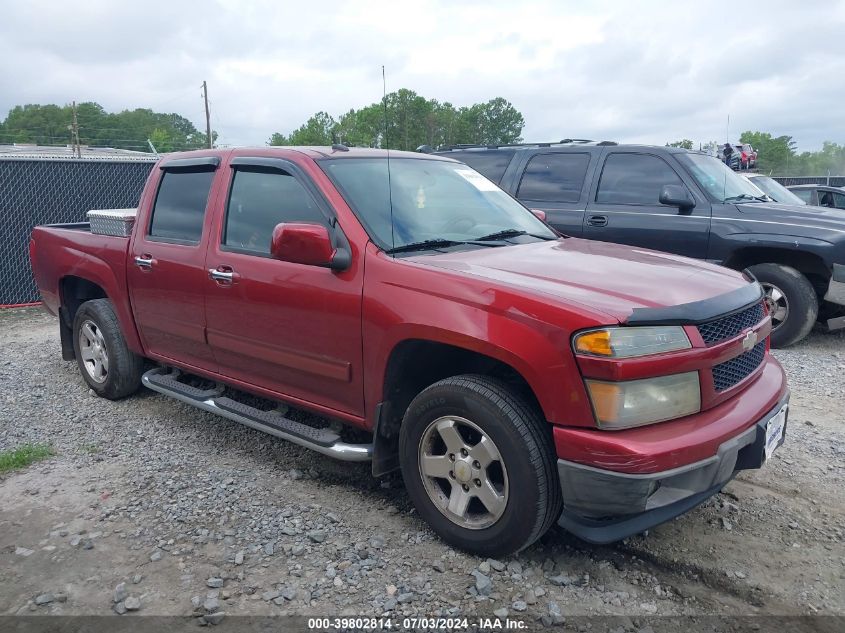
736 201 845 234
408 238 751 323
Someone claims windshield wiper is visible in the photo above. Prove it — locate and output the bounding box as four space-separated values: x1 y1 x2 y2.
384 239 468 254
474 228 555 242
723 194 765 203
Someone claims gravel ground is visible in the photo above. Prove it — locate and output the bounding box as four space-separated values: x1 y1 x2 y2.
1 307 843 630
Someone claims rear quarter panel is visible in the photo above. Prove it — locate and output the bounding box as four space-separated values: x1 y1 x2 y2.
31 226 143 354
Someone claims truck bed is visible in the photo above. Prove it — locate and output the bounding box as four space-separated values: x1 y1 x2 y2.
30 223 132 324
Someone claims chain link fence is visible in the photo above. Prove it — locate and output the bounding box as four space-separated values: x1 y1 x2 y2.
0 157 155 306
772 176 845 187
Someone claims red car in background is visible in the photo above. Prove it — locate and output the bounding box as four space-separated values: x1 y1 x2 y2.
736 143 757 170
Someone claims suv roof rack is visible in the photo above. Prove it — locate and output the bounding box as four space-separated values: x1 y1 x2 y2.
434 139 617 151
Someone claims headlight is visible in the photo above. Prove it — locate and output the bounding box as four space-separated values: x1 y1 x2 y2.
585 372 701 430
574 326 691 358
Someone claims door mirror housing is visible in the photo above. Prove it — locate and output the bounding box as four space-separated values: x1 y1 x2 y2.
659 184 696 212
529 208 547 221
270 223 349 270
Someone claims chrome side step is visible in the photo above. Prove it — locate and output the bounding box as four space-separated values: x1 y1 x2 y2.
141 368 373 462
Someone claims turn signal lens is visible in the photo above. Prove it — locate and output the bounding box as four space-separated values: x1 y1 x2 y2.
573 330 612 356
573 326 691 359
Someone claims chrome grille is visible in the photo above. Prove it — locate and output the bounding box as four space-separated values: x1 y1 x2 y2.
697 303 765 346
712 341 766 392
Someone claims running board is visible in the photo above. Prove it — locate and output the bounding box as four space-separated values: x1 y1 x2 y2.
141 368 373 462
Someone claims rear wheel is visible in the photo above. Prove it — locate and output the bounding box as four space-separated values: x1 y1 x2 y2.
399 375 561 556
748 263 818 348
73 299 143 399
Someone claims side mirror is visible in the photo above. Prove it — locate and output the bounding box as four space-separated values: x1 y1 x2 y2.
529 208 547 221
659 184 696 212
270 223 349 270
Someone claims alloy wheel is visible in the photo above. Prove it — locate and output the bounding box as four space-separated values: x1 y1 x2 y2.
78 319 109 383
761 282 789 331
418 416 508 530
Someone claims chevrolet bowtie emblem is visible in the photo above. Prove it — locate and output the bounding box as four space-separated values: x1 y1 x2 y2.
741 330 758 351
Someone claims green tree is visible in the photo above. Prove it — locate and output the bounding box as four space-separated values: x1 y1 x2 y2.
457 97 524 145
148 128 173 153
267 132 290 146
0 102 209 152
667 139 694 150
274 111 338 146
267 90 526 150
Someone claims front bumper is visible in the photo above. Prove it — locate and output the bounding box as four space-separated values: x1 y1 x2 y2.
556 391 789 544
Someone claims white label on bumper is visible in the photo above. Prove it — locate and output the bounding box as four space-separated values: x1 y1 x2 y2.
765 404 787 461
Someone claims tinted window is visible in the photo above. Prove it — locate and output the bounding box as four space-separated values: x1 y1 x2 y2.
443 150 514 183
517 153 590 202
149 169 215 242
597 153 684 205
224 168 324 254
833 193 845 210
791 189 813 203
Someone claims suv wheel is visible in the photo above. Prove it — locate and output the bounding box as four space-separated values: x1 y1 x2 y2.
748 263 818 348
73 299 143 399
399 375 562 556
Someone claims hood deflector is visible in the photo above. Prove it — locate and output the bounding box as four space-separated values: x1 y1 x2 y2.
624 282 764 326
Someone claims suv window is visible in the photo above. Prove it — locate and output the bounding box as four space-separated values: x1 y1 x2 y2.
791 189 813 203
833 192 845 210
517 153 590 202
442 150 515 184
224 168 325 254
149 168 215 242
596 153 684 205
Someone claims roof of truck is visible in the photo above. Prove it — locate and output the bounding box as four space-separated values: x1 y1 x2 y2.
159 146 455 163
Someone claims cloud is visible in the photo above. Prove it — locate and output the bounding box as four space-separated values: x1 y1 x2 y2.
0 0 843 150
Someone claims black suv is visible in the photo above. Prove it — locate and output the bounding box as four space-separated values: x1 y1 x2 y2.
432 141 845 347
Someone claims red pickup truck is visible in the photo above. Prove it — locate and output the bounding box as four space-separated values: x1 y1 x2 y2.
30 147 789 555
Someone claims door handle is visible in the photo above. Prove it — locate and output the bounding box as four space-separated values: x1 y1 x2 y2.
134 254 155 268
208 267 239 284
587 215 608 227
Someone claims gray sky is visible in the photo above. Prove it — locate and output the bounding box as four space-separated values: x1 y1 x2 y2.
1 0 843 151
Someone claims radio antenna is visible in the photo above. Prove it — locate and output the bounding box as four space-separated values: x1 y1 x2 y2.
383 65 396 252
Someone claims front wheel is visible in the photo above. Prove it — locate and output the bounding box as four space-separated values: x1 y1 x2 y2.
72 299 143 399
748 263 818 348
399 375 562 556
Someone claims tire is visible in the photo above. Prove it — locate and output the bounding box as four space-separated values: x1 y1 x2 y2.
398 375 562 556
72 299 143 399
748 263 818 348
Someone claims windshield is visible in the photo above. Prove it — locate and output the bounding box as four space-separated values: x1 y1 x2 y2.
677 153 766 203
320 158 556 252
748 176 807 205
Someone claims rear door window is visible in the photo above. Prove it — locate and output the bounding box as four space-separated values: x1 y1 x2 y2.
833 192 845 209
224 168 325 254
517 153 591 202
596 153 684 205
149 169 215 243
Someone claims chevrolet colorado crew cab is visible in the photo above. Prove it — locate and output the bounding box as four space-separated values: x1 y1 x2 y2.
30 147 789 555
434 141 845 348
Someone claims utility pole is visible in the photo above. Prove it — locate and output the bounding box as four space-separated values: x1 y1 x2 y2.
70 101 81 157
202 81 212 149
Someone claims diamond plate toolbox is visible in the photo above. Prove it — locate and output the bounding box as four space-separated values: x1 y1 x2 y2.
87 208 137 237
